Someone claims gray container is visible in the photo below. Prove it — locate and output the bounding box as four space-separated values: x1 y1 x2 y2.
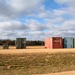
21 38 26 49
16 38 26 49
64 37 74 48
73 38 75 48
16 38 22 49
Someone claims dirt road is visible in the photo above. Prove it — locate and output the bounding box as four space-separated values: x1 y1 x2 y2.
0 46 75 54
35 70 75 75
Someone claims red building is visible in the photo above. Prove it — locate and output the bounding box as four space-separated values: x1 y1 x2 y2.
45 37 63 49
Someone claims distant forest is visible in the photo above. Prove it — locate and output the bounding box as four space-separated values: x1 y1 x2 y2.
0 39 44 46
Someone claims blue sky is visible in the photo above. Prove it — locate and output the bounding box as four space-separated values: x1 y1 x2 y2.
0 0 75 40
44 0 64 10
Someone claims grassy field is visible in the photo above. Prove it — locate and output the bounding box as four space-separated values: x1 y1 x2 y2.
0 46 45 49
0 46 75 54
0 52 75 75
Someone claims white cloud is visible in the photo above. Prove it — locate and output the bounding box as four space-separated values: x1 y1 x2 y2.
0 19 75 40
38 8 68 19
26 19 47 31
55 0 71 4
61 20 75 30
55 0 75 5
53 9 67 16
55 0 75 17
0 0 44 19
0 21 28 30
46 17 64 24
38 10 52 18
8 0 43 11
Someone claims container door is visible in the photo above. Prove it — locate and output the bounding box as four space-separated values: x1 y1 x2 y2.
21 38 26 48
64 38 67 48
53 38 62 48
74 38 75 48
67 38 73 48
16 38 21 49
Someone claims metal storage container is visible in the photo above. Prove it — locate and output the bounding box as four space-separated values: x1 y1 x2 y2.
3 43 9 49
73 38 75 48
53 37 63 48
45 37 63 49
64 37 74 48
21 38 26 49
16 38 26 49
45 38 52 48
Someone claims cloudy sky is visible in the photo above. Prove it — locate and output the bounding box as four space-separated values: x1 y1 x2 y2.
0 0 75 40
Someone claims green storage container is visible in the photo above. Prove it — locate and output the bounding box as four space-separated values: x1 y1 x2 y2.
3 44 9 49
74 38 75 48
16 38 26 49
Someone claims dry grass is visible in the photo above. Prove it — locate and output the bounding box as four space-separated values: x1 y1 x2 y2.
0 52 75 75
0 46 75 54
0 46 75 75
0 46 44 49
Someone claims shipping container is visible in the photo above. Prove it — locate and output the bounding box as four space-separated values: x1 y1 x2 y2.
64 37 73 48
73 38 75 48
45 38 52 48
21 38 26 49
53 37 63 48
16 38 26 49
45 37 63 49
3 43 9 49
16 38 21 49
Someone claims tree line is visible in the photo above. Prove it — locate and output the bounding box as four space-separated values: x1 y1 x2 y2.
0 39 44 46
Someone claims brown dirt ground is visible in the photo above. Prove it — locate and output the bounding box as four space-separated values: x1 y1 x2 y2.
34 70 75 75
0 46 75 54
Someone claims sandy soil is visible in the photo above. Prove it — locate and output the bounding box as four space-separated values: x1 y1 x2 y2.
35 70 75 75
0 46 75 54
